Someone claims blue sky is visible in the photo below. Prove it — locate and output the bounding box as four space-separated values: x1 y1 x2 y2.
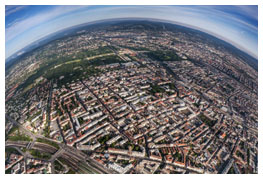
5 5 258 59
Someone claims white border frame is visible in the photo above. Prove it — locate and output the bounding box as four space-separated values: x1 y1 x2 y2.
1 0 261 178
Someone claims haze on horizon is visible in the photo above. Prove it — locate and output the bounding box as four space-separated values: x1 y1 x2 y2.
5 5 258 60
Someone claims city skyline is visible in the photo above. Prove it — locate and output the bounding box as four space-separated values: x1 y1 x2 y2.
5 5 258 60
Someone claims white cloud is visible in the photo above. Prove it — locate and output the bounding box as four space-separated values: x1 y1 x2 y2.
5 6 28 16
6 6 85 42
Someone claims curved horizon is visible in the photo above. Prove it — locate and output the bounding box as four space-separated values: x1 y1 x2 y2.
5 5 258 59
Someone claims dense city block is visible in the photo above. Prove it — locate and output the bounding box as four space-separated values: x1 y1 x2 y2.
5 21 258 174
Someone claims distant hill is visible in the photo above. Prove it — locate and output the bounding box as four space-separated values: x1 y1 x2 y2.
6 18 258 72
